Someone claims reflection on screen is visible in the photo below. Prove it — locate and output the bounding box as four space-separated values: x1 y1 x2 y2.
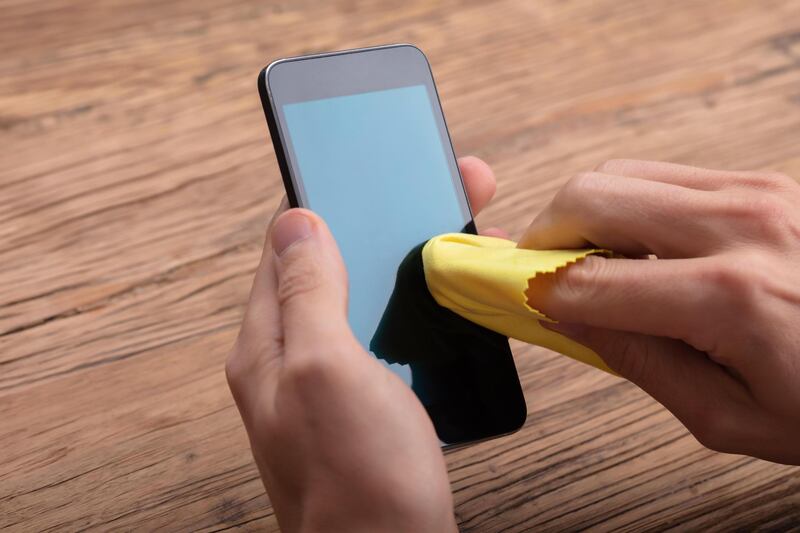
283 85 466 384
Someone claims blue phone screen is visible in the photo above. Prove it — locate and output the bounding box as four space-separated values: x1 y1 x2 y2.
283 85 469 384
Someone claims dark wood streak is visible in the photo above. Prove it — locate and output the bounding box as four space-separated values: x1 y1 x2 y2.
525 451 717 530
0 240 253 341
457 422 686 527
0 321 240 392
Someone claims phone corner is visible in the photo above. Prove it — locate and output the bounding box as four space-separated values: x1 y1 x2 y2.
261 58 292 92
511 407 529 434
393 43 431 65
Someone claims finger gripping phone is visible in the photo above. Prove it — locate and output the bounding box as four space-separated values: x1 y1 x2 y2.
258 44 526 446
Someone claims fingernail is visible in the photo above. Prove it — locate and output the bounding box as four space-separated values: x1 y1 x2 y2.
541 320 587 340
272 210 314 256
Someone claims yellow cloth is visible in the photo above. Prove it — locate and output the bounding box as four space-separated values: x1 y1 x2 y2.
421 233 615 375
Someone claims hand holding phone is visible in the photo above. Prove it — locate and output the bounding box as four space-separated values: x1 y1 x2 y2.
226 45 529 530
258 45 527 445
226 156 505 532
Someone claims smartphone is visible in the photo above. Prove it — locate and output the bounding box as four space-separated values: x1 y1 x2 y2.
258 44 526 446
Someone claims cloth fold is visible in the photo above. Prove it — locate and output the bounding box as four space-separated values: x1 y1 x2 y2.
422 233 615 374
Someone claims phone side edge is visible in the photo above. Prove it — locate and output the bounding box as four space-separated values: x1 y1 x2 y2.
258 66 300 208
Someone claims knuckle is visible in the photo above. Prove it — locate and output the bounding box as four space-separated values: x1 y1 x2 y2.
283 348 346 392
722 194 790 242
595 158 631 174
699 256 751 295
754 171 795 189
744 195 787 227
555 172 610 214
277 254 323 305
698 260 745 291
557 173 589 203
725 171 794 191
555 255 609 304
697 257 763 314
565 171 599 194
225 332 284 391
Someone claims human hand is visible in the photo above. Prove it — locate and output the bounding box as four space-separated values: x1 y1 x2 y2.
226 157 500 532
521 160 800 464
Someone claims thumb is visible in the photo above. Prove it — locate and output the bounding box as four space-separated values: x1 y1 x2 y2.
545 322 750 448
271 208 350 352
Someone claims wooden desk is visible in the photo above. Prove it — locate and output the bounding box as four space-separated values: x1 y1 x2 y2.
2 1 799 530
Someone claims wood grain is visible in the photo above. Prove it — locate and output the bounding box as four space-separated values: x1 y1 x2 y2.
2 0 799 530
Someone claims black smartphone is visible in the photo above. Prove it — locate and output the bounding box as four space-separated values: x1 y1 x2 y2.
258 44 526 446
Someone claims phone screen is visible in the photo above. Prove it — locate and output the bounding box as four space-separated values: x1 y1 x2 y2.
263 46 526 444
283 84 468 362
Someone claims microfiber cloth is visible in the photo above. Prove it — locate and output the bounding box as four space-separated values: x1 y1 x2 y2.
421 233 615 374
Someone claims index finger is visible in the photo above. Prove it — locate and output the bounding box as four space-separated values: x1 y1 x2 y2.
528 255 723 348
518 172 723 257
